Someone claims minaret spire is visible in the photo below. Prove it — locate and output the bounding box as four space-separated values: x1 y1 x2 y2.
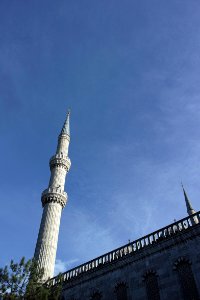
181 183 196 216
60 109 70 136
34 112 71 281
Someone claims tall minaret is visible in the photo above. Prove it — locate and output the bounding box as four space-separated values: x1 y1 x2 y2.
181 184 196 216
34 111 71 282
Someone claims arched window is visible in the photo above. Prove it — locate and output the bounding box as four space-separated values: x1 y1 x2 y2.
91 291 102 300
115 282 128 300
174 257 199 300
143 270 160 300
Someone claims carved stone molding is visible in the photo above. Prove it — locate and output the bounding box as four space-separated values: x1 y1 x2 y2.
173 256 191 270
143 269 158 281
58 133 70 142
114 281 127 291
41 188 67 208
50 154 71 171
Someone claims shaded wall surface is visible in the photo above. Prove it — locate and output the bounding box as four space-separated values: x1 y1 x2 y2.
59 216 200 300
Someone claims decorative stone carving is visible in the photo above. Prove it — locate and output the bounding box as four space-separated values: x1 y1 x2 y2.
41 188 67 208
49 154 71 171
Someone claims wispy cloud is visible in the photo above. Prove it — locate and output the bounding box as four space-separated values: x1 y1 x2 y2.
54 258 79 275
60 206 116 265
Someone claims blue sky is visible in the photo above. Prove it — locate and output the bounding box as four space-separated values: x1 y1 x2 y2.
1 0 200 274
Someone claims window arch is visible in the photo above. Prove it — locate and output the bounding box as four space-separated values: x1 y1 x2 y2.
174 257 199 300
90 291 102 300
143 270 160 300
115 282 128 300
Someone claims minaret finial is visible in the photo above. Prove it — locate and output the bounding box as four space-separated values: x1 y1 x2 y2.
181 183 196 216
60 109 70 136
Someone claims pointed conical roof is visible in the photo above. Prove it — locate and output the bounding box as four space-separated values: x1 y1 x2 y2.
60 110 70 136
181 183 196 216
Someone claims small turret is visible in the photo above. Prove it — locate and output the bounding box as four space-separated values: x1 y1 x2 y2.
181 183 196 216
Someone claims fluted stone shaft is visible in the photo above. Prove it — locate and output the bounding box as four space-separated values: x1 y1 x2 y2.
34 202 62 280
34 112 71 282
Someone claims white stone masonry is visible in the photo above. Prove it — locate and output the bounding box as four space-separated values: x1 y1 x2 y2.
34 112 71 282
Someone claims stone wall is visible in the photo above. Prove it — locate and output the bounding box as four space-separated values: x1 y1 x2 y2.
61 223 200 300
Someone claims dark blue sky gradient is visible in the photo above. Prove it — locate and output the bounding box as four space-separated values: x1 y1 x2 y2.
1 0 200 273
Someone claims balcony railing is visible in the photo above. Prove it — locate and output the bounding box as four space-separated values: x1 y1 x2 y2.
47 211 200 287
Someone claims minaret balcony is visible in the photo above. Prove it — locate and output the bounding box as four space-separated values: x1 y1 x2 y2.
49 154 71 171
41 187 67 208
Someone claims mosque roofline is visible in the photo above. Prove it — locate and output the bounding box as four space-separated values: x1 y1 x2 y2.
47 210 200 287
